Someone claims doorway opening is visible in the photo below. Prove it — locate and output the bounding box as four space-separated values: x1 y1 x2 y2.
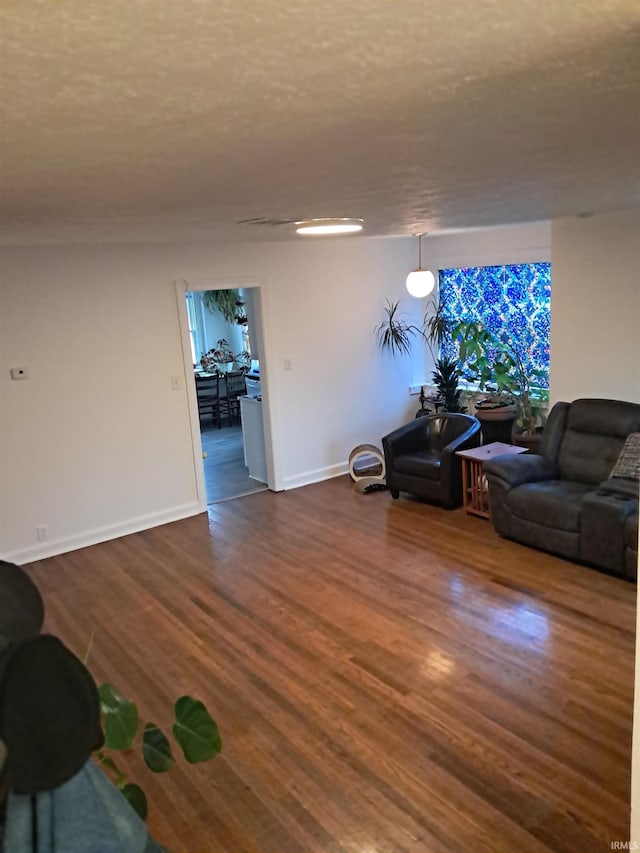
183 285 269 504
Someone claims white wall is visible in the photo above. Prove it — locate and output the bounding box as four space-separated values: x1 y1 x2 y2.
0 223 552 562
423 220 550 272
550 210 640 405
0 222 552 562
0 237 421 561
550 208 640 844
0 250 200 561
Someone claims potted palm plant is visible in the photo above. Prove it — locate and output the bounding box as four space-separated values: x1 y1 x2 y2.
423 297 465 413
375 297 465 413
374 299 422 356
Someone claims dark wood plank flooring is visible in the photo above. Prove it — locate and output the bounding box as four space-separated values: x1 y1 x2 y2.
25 477 636 853
200 422 267 503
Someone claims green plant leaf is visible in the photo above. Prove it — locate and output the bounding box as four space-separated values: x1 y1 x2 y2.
142 723 175 773
96 750 128 788
98 683 139 750
374 299 423 357
173 696 221 763
121 783 148 821
202 289 240 323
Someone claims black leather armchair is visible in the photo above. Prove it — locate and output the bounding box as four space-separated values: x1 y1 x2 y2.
382 413 481 508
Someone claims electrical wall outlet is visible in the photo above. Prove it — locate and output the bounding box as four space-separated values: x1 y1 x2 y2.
36 525 48 542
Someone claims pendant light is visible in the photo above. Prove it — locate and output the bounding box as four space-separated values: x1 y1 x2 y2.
406 233 435 297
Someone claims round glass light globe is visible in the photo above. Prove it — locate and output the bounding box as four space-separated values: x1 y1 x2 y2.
406 269 435 298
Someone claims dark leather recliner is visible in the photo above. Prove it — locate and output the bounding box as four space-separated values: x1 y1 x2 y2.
382 413 481 508
484 398 640 579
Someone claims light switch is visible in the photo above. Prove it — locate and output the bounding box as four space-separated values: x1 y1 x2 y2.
283 358 293 371
170 375 182 390
10 366 29 380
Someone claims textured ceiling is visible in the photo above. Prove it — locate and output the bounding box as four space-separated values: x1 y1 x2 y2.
0 0 639 245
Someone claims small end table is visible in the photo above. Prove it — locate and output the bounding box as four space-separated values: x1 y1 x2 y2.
456 442 528 518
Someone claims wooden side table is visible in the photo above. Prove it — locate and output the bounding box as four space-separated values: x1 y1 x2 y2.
456 442 528 518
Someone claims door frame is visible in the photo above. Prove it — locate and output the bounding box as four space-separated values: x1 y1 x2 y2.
174 277 278 510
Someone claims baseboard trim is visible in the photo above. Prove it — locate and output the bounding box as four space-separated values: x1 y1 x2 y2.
1 502 204 565
282 462 349 491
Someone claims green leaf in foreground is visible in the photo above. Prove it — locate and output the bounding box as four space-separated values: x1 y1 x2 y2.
121 783 148 821
142 723 175 773
98 683 139 750
172 696 221 763
96 751 127 788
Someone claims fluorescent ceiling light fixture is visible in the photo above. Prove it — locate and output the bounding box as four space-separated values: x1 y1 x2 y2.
295 218 363 235
406 233 435 297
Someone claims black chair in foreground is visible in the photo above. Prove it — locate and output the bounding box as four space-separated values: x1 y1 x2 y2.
382 413 481 508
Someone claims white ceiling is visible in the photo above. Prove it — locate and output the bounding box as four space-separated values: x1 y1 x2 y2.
1 0 639 246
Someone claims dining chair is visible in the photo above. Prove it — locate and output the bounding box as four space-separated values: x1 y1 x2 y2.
218 371 246 426
195 374 220 427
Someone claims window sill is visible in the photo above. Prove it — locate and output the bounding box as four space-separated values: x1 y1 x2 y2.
409 381 549 409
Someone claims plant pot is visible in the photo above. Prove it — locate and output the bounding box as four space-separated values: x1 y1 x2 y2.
474 402 516 420
512 426 544 453
474 403 516 444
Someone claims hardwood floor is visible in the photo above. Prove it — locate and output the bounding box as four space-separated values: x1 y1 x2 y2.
25 478 636 853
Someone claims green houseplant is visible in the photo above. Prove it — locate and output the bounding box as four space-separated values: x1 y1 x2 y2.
431 357 465 413
202 290 247 325
95 685 221 821
0 562 221 847
202 289 240 324
200 339 251 374
451 319 548 437
81 631 222 822
374 299 423 356
423 296 465 413
375 297 465 413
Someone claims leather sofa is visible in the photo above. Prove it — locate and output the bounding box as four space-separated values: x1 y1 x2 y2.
382 413 481 508
484 399 640 579
625 513 638 581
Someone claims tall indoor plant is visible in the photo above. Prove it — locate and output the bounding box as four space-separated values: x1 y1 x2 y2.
423 296 465 413
375 297 465 413
374 299 423 356
451 319 547 437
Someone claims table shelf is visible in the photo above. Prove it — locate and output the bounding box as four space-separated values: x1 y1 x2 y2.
456 442 528 519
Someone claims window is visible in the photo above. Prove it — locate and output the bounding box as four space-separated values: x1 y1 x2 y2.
439 262 551 389
185 292 199 364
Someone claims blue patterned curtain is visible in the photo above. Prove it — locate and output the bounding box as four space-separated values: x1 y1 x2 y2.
439 263 551 389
